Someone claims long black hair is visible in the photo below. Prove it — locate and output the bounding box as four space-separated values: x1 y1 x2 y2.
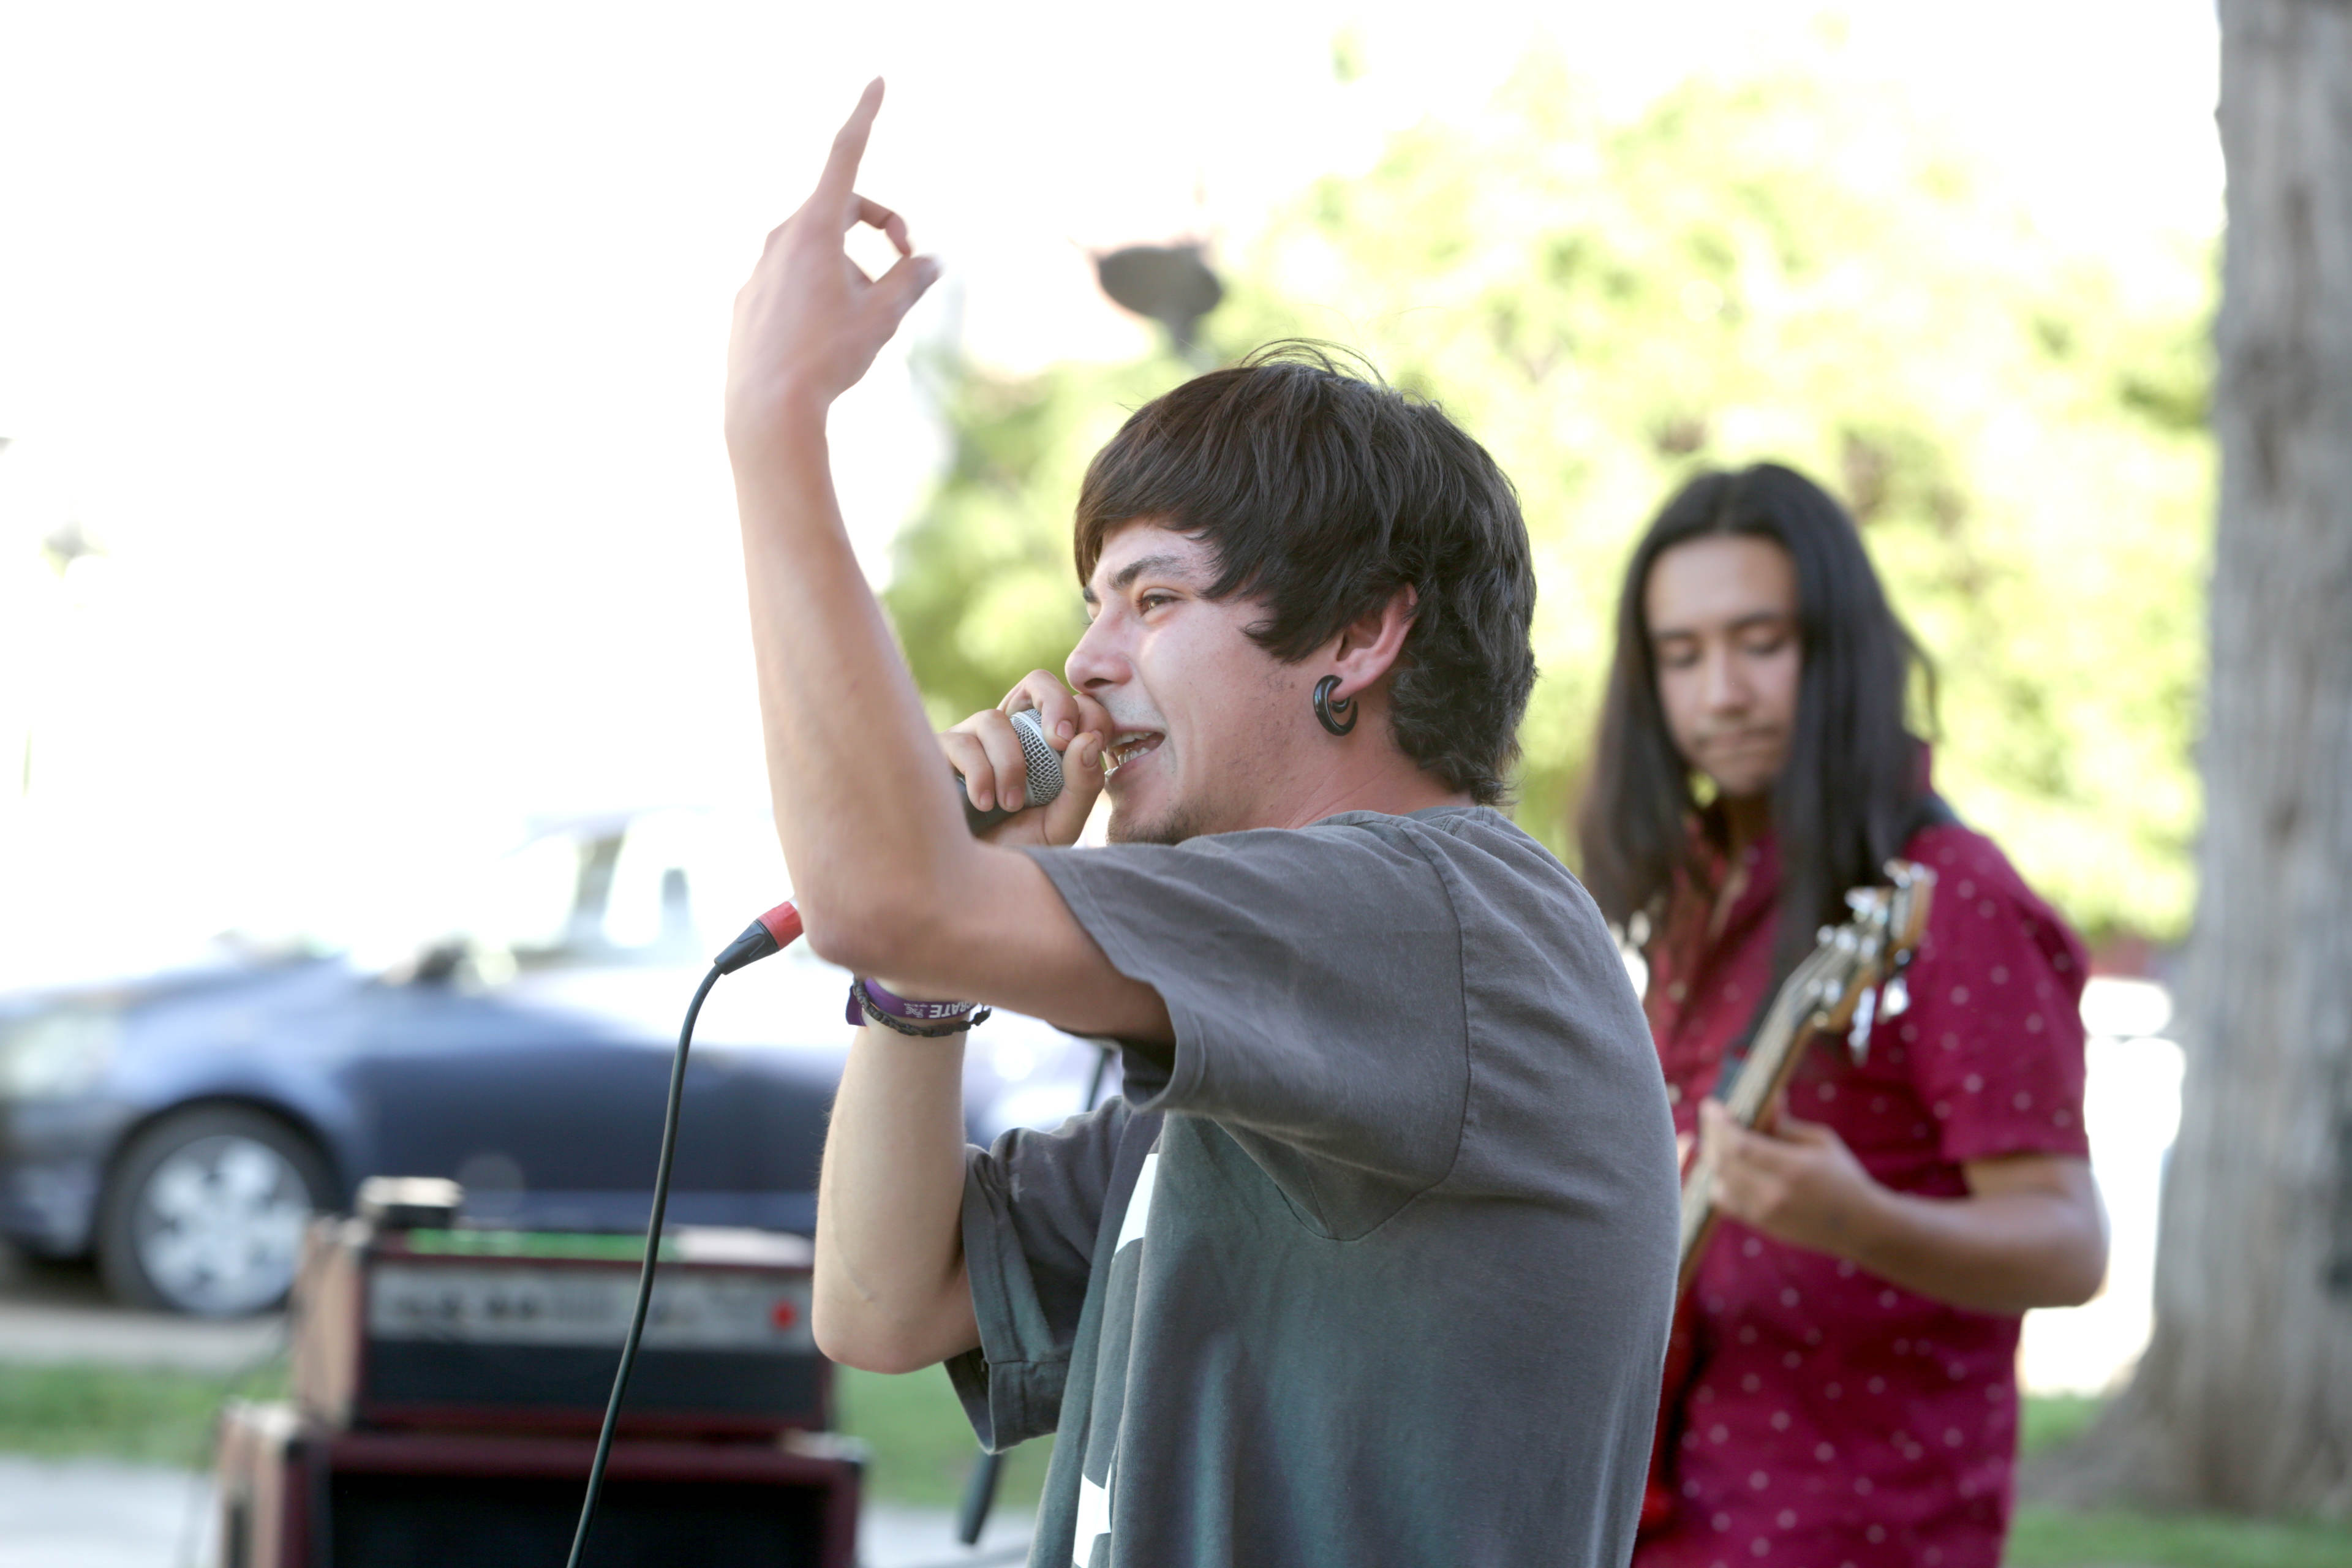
1575 462 1935 983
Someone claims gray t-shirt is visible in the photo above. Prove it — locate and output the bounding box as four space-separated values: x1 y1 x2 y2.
949 807 1677 1568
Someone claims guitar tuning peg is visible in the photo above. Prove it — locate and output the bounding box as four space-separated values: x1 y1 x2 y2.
1882 974 1909 1019
1848 983 1877 1065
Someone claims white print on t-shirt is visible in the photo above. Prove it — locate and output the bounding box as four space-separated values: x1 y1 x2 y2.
1074 1456 1116 1567
1075 1148 1161 1566
1114 1150 1161 1254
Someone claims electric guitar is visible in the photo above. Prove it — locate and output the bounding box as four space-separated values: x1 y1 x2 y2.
1638 861 1936 1535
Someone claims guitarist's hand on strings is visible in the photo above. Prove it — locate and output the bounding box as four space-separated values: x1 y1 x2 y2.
1699 1095 1881 1259
1698 1092 2108 1312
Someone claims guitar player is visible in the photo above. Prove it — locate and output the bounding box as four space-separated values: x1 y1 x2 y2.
1574 463 2109 1568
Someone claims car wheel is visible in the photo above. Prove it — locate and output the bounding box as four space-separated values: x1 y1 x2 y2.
97 1106 334 1316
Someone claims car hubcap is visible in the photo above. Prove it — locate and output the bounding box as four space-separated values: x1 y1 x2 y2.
132 1134 312 1314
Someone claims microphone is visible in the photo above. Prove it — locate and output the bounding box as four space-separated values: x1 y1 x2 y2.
714 709 1064 975
960 707 1065 834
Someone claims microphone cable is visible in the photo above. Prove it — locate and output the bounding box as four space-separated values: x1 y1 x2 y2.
567 712 1061 1564
564 900 804 1568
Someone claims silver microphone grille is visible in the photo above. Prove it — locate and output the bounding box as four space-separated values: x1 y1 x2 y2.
1010 709 1065 809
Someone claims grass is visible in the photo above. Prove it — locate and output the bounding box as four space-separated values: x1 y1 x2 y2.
0 1354 1046 1510
2003 1394 2352 1565
2 1363 2344 1564
2006 1508 2352 1568
2019 1391 2105 1457
834 1365 1055 1510
0 1357 287 1467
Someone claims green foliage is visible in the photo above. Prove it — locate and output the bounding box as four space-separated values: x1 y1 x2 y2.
888 54 2213 940
884 352 1195 732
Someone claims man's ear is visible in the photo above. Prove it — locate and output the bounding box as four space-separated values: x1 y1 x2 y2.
1327 586 1419 699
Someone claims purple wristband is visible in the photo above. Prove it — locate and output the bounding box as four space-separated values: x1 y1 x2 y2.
845 977 978 1028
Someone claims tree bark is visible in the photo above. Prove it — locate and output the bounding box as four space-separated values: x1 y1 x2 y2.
2082 0 2352 1518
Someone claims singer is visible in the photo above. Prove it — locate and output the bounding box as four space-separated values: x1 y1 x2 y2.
1575 464 2109 1568
726 84 1677 1568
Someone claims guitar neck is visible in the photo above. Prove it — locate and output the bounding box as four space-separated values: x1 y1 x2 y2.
1672 949 1838 1295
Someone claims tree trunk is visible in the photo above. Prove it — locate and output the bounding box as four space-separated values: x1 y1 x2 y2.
2084 0 2352 1518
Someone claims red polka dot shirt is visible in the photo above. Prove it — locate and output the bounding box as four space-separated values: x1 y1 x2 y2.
1634 823 2090 1568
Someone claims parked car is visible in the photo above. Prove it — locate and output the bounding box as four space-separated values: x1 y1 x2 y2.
0 808 1106 1315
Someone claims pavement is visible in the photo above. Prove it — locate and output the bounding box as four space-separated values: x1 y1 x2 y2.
0 1247 282 1373
0 1455 217 1568
0 1243 1035 1567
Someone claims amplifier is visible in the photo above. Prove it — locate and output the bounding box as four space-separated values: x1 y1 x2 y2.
292 1215 829 1438
217 1400 861 1568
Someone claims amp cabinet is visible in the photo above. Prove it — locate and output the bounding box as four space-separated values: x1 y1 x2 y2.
216 1400 861 1568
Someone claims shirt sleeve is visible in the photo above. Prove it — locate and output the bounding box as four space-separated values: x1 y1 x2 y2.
1898 829 2092 1166
1023 820 1470 1196
948 1098 1131 1451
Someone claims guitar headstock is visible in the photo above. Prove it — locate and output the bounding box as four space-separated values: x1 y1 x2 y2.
1799 860 1938 1049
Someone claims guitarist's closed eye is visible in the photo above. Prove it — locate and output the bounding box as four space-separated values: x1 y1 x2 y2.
1575 464 2108 1568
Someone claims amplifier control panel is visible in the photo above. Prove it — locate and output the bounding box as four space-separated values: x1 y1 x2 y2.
366 1263 812 1350
294 1218 831 1436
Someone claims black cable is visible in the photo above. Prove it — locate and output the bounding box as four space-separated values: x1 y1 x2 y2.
564 960 722 1568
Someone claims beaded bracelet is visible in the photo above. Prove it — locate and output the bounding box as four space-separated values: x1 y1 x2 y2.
846 977 991 1038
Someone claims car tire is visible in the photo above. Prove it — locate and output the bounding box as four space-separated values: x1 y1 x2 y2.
97 1105 336 1316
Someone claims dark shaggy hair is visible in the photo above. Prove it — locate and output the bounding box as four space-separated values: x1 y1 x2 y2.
1575 462 1936 981
1072 343 1537 805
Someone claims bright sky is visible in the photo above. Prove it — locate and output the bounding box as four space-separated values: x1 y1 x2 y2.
0 1 2219 980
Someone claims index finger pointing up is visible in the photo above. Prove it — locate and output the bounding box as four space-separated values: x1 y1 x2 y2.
817 78 886 209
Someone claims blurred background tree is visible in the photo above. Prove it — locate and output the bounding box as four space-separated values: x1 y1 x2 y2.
885 354 1189 731
886 50 2212 945
2067 0 2352 1518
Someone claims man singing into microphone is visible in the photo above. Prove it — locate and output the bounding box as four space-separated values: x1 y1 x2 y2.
725 85 1676 1567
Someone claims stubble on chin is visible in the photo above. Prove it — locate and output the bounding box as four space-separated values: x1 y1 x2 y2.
1106 796 1210 848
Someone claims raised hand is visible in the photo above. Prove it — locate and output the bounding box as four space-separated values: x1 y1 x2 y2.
725 78 938 454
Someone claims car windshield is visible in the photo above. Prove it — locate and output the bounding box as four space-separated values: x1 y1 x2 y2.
403 807 1107 1126
440 807 794 975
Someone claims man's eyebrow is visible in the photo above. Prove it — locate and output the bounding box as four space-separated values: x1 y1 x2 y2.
1084 552 1197 603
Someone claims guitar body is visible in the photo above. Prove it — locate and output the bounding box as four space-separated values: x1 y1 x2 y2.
1630 862 1933 1544
1638 1293 1700 1533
